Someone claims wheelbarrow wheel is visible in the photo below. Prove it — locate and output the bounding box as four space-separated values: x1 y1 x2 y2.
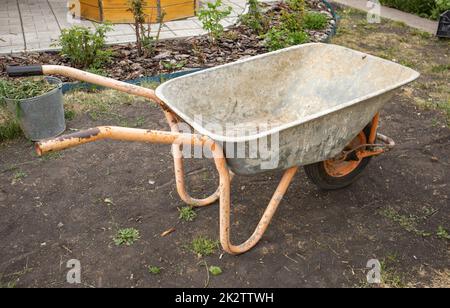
304 124 374 190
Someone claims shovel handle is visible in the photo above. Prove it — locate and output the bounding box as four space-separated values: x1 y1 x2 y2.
6 65 44 77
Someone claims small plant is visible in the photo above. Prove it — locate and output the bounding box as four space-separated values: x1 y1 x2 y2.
303 12 328 30
436 226 450 240
178 206 197 222
198 0 232 42
129 0 166 57
240 0 269 34
287 0 306 14
148 265 162 274
113 228 140 246
11 170 27 185
161 60 187 71
191 236 219 256
57 24 113 69
209 266 222 276
280 10 304 32
264 27 309 51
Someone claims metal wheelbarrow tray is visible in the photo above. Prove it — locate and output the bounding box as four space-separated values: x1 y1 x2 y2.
7 43 420 255
156 43 419 175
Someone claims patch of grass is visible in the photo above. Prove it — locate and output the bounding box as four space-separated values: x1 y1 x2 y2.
381 207 432 237
436 226 450 240
191 236 219 257
140 81 160 90
378 254 406 288
303 12 328 30
12 170 27 181
399 59 416 68
431 64 450 73
39 152 63 161
0 278 16 288
410 28 432 39
392 20 407 28
178 206 197 222
133 116 145 128
64 108 76 121
148 265 161 275
209 265 222 276
0 109 22 142
113 228 140 246
63 89 144 120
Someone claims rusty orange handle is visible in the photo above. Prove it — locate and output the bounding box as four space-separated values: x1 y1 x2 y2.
35 126 216 157
42 65 164 104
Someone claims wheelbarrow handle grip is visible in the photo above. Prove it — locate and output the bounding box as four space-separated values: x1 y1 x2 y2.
6 65 44 77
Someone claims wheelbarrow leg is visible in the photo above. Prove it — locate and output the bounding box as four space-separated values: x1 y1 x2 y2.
214 154 298 255
164 110 227 207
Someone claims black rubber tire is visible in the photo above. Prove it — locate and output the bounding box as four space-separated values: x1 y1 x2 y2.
304 124 373 190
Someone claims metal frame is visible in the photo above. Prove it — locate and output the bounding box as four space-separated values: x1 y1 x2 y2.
34 65 391 255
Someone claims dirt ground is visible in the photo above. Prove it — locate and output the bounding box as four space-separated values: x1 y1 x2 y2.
0 7 449 288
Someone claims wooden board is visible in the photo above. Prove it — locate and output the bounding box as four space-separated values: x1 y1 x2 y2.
72 0 196 23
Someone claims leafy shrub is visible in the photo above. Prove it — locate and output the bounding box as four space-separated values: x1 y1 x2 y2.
264 27 309 51
303 12 328 30
198 0 232 41
281 10 304 32
57 24 113 69
239 0 269 34
287 0 306 14
432 0 450 19
262 0 310 51
380 0 449 20
128 0 166 57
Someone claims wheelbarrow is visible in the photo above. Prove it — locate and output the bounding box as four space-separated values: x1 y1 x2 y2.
6 43 420 255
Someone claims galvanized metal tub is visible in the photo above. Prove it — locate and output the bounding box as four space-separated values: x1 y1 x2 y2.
156 43 420 175
5 77 65 141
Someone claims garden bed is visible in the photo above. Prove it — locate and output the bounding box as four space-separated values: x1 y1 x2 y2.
0 1 336 82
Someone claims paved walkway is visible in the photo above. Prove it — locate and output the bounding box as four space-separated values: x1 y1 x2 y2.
0 0 247 54
331 0 438 34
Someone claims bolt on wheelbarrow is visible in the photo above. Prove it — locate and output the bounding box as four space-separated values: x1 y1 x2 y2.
6 43 420 255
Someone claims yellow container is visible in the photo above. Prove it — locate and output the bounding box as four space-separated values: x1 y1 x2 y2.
72 0 196 23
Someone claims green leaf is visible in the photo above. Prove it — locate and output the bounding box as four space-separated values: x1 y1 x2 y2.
209 266 222 276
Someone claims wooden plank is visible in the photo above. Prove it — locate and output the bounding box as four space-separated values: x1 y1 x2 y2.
75 0 196 23
103 2 195 23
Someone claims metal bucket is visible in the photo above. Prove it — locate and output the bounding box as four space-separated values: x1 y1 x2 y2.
5 77 65 141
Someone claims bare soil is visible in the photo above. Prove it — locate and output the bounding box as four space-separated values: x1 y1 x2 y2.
0 6 449 288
